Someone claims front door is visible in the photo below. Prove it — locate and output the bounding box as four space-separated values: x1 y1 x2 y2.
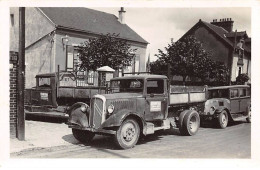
145 79 168 121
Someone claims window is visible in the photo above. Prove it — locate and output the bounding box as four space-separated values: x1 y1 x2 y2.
122 54 140 74
236 66 243 77
208 89 229 99
66 46 80 71
230 89 239 98
88 71 95 85
66 46 74 71
134 55 140 73
246 88 251 97
147 79 164 94
10 14 14 26
66 45 90 86
39 78 50 87
239 88 246 97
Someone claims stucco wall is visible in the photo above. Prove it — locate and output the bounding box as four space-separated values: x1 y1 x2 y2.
55 32 147 73
194 27 230 65
25 36 54 88
10 8 19 52
25 7 55 47
130 45 147 72
10 7 55 50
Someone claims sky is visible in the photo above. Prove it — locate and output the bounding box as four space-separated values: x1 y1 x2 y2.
92 7 251 62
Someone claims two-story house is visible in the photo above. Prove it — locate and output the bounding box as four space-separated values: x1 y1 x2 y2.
179 18 251 84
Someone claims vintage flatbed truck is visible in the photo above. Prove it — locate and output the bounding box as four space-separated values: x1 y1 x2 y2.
66 74 208 149
25 71 106 114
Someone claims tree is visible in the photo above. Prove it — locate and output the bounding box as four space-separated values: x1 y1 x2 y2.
77 33 137 71
236 73 249 85
150 59 168 75
155 35 229 85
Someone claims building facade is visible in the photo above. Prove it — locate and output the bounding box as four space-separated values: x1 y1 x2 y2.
179 18 251 84
10 7 148 88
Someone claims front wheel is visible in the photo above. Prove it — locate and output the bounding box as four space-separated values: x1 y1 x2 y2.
217 110 228 129
72 129 95 144
179 110 200 136
114 118 140 149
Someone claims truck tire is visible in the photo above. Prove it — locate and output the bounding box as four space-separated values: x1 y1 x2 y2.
217 110 228 129
246 106 251 123
72 129 95 144
114 118 140 149
179 110 200 136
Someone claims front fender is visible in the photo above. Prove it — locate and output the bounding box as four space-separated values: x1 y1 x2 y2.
204 99 231 115
67 102 90 128
100 109 144 129
67 102 90 115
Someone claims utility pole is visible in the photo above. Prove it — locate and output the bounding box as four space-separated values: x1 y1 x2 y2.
17 7 25 140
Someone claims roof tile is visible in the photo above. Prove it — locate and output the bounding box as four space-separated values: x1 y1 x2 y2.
39 7 148 44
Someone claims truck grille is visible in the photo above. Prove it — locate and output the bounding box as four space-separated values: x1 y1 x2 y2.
89 97 104 129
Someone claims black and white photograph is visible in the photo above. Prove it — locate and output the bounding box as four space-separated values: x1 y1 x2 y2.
1 0 260 169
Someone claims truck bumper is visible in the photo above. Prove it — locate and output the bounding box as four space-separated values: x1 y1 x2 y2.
66 122 116 135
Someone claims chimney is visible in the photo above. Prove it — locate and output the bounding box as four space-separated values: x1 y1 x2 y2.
211 18 234 32
118 7 126 24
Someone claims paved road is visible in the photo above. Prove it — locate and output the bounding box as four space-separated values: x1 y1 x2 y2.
11 121 250 158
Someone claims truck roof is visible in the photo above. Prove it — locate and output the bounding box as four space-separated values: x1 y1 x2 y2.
35 72 57 78
111 74 168 80
208 85 250 90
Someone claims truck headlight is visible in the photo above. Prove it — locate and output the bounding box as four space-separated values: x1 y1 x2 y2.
209 106 215 115
107 104 114 114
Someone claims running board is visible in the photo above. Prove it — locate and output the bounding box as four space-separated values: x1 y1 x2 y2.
143 120 171 135
232 116 248 121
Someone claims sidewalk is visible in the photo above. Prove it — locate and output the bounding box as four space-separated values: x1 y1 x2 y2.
10 120 78 153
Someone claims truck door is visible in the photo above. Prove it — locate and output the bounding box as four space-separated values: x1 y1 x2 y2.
230 88 240 114
144 79 168 121
239 88 250 113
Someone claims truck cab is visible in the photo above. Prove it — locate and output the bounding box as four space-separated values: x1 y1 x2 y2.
67 75 202 149
25 73 58 112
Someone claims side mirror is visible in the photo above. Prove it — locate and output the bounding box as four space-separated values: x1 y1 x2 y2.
150 93 154 98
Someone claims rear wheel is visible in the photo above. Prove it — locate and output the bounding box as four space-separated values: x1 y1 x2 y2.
246 106 251 123
217 110 228 129
72 129 95 144
179 110 200 136
114 118 140 149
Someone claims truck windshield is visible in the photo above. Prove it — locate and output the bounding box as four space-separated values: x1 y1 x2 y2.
39 77 51 87
110 79 144 93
